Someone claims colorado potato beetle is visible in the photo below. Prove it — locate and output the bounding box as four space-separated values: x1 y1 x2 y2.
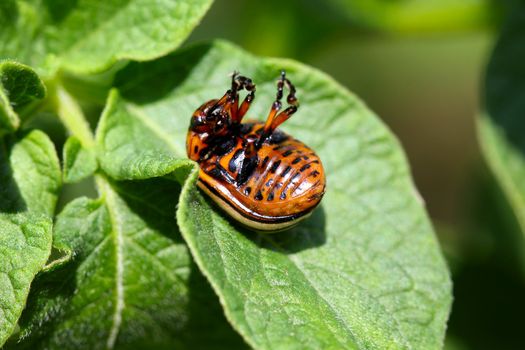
186 71 326 231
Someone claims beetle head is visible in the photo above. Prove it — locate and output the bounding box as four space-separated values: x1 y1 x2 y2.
190 99 233 138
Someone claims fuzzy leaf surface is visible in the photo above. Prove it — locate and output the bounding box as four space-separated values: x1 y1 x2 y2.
0 61 45 134
96 41 452 350
62 136 97 183
0 130 60 346
0 0 213 75
10 177 245 350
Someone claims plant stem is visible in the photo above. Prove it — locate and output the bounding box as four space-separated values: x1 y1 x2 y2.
94 173 108 196
55 84 95 148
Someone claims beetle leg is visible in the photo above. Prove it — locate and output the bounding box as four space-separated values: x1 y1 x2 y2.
212 89 235 113
231 73 256 124
237 80 256 121
210 72 248 121
283 74 299 109
269 105 298 131
258 71 299 147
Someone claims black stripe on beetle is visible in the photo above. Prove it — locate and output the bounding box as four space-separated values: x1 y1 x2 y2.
212 163 236 184
281 166 292 177
309 170 320 178
228 149 244 172
237 156 259 185
300 164 311 172
270 160 281 173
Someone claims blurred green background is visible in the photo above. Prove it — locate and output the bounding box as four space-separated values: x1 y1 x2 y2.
183 1 524 349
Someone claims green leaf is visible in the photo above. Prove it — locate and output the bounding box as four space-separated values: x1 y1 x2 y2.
0 213 52 347
11 176 245 349
1 130 61 217
328 0 498 33
62 136 97 183
96 89 193 182
0 0 214 76
478 2 525 233
0 61 46 134
0 130 60 346
97 41 452 349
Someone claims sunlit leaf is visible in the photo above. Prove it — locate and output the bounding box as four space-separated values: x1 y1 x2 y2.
11 176 245 349
96 40 452 349
0 130 60 347
0 0 214 75
62 136 97 183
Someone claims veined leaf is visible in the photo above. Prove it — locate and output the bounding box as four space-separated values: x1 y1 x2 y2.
96 41 452 349
11 176 245 349
478 2 525 233
0 0 213 76
0 213 52 347
0 130 60 347
1 130 61 217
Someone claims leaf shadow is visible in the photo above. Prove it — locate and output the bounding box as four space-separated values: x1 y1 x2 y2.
447 170 525 350
0 0 18 25
115 44 213 104
485 5 525 158
10 257 78 348
109 177 186 244
43 0 79 23
0 134 27 213
112 177 248 348
183 262 249 350
233 204 327 254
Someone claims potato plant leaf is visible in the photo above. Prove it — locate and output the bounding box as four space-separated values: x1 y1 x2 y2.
62 136 97 183
0 61 46 134
1 130 61 217
478 2 525 233
0 130 60 347
0 0 214 76
0 213 52 347
10 176 245 350
95 41 452 349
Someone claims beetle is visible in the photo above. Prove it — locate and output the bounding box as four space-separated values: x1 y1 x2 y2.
186 71 326 231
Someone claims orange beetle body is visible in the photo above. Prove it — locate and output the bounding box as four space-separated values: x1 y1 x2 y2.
186 72 326 231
